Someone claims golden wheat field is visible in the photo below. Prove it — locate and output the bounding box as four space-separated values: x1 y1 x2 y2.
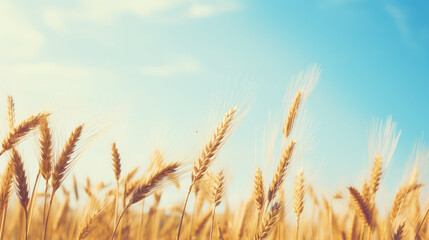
0 67 427 240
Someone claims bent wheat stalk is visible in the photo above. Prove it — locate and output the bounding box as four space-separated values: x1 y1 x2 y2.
44 125 84 240
0 113 48 156
177 107 236 240
111 161 181 240
11 149 30 240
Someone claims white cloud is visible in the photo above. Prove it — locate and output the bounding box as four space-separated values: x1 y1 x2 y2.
188 2 240 18
139 57 203 77
42 0 241 31
0 0 44 59
0 62 116 91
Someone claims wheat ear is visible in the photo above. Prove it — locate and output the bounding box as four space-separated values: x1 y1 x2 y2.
369 154 383 204
348 186 373 229
6 96 15 130
192 107 236 182
0 113 48 156
294 169 304 240
283 91 302 138
393 221 405 240
254 167 265 227
209 170 228 240
111 161 181 240
253 202 284 240
267 140 295 205
0 160 13 240
44 124 84 240
390 184 422 226
10 149 29 240
77 206 105 240
111 143 121 231
177 107 237 240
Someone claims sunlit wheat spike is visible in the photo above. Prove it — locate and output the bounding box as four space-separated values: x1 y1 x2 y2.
283 91 302 138
393 221 405 240
0 160 14 215
253 201 284 240
6 95 15 130
111 143 121 182
348 186 372 229
39 117 53 181
390 183 422 226
369 154 382 203
253 167 265 211
362 179 370 203
128 161 181 206
294 169 304 221
211 170 228 207
10 149 29 210
192 107 236 183
0 113 49 156
77 206 105 240
51 124 84 192
73 174 79 201
267 140 295 203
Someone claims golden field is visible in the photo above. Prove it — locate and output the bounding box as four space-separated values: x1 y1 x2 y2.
0 67 427 240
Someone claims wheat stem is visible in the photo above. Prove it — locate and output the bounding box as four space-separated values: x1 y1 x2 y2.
110 205 128 240
26 171 40 235
176 184 193 240
209 205 216 240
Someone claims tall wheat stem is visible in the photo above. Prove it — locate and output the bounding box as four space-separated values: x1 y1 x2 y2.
0 206 8 240
111 205 128 240
137 200 145 239
26 172 40 234
209 205 216 240
113 181 119 233
176 184 193 240
43 192 54 240
415 206 429 240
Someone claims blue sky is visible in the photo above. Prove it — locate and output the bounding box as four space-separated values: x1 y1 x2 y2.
0 0 428 209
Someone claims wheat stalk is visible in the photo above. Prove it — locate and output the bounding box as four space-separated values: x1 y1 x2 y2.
39 118 53 181
390 183 422 226
0 113 48 156
111 143 121 182
393 221 405 240
209 170 228 240
44 124 84 240
6 96 15 130
294 169 304 240
77 205 105 240
177 107 237 240
111 161 181 240
348 186 373 229
10 148 29 240
267 140 295 205
0 160 13 240
191 107 236 183
369 154 383 205
283 91 302 138
111 143 121 234
253 202 284 240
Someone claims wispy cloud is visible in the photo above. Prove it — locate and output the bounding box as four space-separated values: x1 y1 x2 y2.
386 5 416 48
0 0 44 59
188 2 240 18
0 62 115 88
42 0 241 31
139 57 203 77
